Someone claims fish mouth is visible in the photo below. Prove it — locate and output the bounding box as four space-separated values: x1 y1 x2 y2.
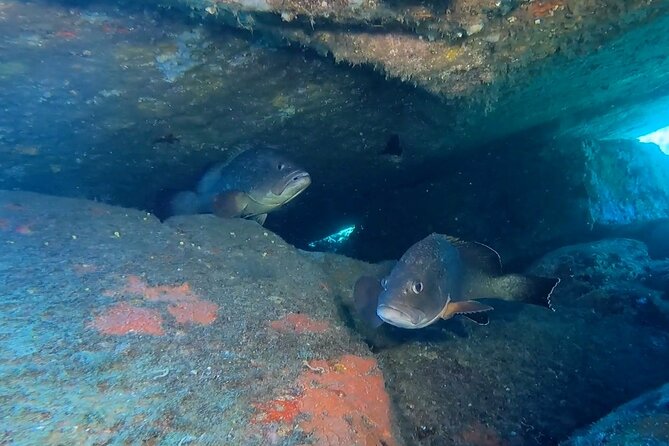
277 170 311 198
377 304 426 329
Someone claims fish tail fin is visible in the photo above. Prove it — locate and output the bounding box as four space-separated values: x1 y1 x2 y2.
170 191 202 215
353 276 385 328
493 274 560 311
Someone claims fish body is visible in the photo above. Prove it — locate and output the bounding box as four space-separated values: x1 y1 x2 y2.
354 233 560 329
170 148 311 225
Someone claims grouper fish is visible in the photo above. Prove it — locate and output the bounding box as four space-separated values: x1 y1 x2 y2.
354 233 560 328
170 148 311 225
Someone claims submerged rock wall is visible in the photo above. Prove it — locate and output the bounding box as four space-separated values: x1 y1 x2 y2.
560 382 669 446
162 0 669 144
585 141 669 225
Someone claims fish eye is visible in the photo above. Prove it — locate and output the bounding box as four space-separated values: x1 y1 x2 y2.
278 163 285 171
411 281 423 294
381 278 388 289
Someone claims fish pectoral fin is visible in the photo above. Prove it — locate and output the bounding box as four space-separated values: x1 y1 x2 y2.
441 300 494 320
212 191 249 218
251 213 268 225
445 235 503 275
353 276 384 329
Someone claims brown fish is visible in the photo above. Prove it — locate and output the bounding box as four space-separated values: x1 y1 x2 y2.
170 148 311 225
354 233 559 329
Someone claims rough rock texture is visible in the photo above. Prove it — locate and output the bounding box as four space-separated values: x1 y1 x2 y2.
3 189 669 445
529 238 669 328
0 190 398 445
560 382 669 446
165 0 669 143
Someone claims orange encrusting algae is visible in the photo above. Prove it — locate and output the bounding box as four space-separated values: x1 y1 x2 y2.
252 398 301 424
528 0 563 17
167 300 218 325
101 275 219 327
269 313 330 334
89 302 165 336
0 218 34 234
254 355 397 446
14 224 33 235
120 275 198 303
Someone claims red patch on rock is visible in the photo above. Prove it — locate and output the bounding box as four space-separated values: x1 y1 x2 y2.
253 355 397 446
253 398 301 424
14 224 33 235
55 30 77 39
89 302 164 336
105 276 219 326
528 0 563 17
120 275 198 303
167 300 218 325
0 219 34 234
269 313 330 334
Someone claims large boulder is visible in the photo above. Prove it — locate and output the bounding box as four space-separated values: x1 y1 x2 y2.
0 190 399 445
560 382 669 446
529 238 669 327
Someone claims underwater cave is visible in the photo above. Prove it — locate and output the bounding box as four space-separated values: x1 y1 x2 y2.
2 0 669 444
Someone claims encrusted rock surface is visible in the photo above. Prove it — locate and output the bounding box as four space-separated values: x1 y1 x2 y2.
3 189 669 445
165 0 669 142
529 238 669 328
560 382 669 446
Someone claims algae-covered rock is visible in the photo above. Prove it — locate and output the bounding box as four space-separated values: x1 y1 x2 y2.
3 189 669 445
529 238 669 327
0 190 400 445
162 0 669 146
560 382 669 446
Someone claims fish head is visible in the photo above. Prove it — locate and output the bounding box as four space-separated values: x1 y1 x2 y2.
376 235 458 329
240 148 311 209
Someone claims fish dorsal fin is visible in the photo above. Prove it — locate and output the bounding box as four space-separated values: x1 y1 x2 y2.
445 236 503 276
440 300 494 320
